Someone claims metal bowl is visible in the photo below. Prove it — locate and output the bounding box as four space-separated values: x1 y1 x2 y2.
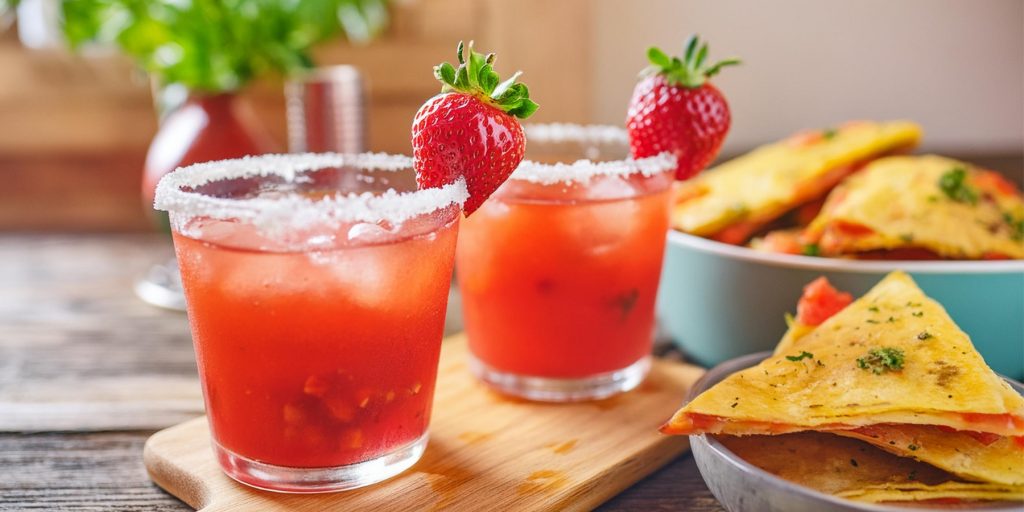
688 352 1023 512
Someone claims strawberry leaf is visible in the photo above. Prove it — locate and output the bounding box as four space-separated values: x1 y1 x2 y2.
435 62 456 85
647 47 671 68
684 35 698 62
694 43 708 69
432 40 538 119
480 65 499 94
644 35 741 89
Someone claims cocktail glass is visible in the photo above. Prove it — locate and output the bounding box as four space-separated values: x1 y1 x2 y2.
457 125 676 402
154 153 467 493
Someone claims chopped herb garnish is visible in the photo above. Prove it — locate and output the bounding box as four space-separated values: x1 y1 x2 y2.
730 402 738 408
866 319 880 324
802 243 821 257
887 316 895 323
850 458 859 467
786 351 814 362
908 444 919 451
912 311 924 317
868 306 879 313
917 331 933 340
899 233 914 243
906 301 922 307
1004 211 1024 241
822 128 838 140
857 347 905 374
816 360 825 367
938 167 979 205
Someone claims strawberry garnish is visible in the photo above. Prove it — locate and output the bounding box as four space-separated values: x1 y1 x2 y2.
412 41 538 214
627 35 740 180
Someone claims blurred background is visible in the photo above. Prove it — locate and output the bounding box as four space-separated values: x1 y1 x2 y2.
1 0 1021 232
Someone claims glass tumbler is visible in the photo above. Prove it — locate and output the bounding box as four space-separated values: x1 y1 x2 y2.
154 153 467 492
457 126 676 402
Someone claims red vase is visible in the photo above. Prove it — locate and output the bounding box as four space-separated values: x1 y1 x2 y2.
142 93 277 229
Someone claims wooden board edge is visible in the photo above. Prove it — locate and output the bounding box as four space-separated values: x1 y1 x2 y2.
144 417 214 511
564 435 692 512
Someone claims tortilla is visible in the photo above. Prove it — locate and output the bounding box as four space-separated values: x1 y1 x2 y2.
775 303 1024 487
672 120 922 244
803 155 1024 259
719 432 1024 503
663 272 1024 437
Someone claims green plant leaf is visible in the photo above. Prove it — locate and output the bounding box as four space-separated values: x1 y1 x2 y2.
60 0 391 93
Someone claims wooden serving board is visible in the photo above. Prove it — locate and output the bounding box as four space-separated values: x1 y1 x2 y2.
144 335 705 511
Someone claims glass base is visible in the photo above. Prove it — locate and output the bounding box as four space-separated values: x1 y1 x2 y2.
469 354 651 402
134 258 188 311
212 433 428 493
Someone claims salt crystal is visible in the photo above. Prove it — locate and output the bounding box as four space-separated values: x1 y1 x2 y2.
154 152 468 236
510 152 677 186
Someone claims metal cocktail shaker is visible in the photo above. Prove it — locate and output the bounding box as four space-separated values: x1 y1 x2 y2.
285 65 367 154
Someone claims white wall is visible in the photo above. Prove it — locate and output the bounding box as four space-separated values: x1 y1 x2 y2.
591 0 1024 154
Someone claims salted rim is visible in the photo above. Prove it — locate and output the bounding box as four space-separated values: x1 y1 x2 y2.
153 152 468 228
523 123 629 145
509 151 677 185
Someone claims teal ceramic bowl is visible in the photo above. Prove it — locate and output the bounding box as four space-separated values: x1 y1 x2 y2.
657 231 1024 380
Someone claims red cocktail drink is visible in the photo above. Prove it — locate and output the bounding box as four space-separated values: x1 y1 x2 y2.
457 150 676 401
155 154 466 492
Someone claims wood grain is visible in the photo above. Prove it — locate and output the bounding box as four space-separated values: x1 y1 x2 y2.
0 235 204 431
0 431 723 512
0 233 724 510
144 337 705 511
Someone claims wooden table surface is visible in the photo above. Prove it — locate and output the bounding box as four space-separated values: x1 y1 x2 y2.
0 234 724 511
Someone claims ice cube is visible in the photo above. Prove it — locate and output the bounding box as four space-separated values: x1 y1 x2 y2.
347 222 391 244
326 249 395 309
561 198 640 256
479 198 511 219
218 252 309 299
581 174 638 201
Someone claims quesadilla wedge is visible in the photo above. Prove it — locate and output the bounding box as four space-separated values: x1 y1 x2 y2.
802 155 1024 259
672 120 922 244
719 432 1024 504
774 277 1024 487
662 271 1024 438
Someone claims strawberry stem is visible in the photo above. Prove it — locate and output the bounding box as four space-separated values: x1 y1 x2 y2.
642 34 740 88
432 40 538 119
